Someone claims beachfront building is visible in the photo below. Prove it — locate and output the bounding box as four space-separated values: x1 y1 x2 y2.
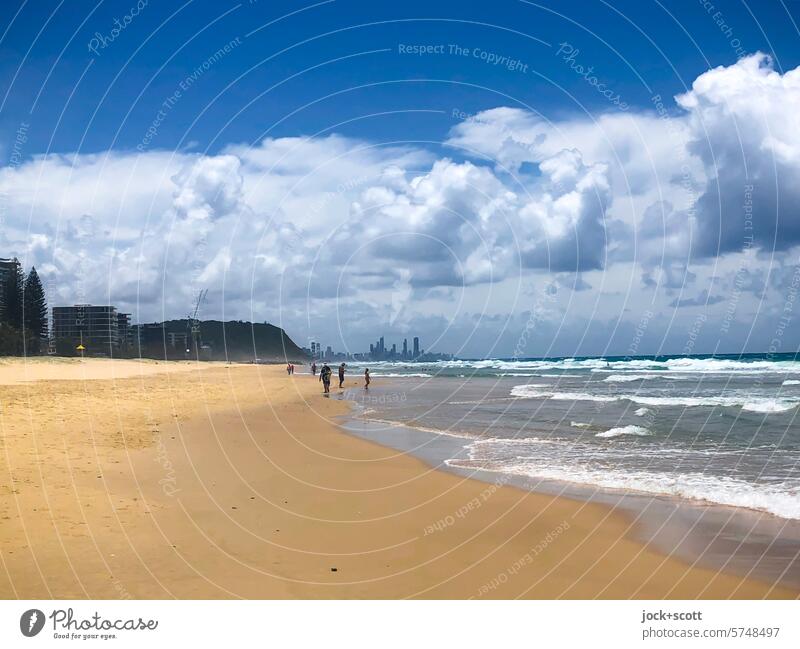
52 305 131 356
117 312 132 349
0 257 20 321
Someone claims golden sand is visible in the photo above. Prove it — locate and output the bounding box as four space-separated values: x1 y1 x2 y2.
0 358 794 598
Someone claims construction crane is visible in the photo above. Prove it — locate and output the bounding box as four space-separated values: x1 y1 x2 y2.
187 289 208 356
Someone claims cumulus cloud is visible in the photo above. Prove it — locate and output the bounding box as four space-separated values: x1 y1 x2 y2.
675 53 800 257
517 149 610 271
2 53 800 354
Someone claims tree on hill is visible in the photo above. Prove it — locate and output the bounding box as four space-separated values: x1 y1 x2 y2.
23 266 48 351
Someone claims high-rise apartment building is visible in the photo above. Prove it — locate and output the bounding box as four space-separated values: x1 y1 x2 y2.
0 258 20 321
52 305 130 354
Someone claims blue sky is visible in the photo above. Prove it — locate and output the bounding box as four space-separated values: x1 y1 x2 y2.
3 0 798 153
2 1 800 357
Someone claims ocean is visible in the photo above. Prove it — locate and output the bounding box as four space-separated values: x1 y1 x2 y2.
344 353 800 520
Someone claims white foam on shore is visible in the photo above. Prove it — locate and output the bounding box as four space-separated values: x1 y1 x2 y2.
355 416 474 440
370 373 432 377
447 397 519 405
446 451 800 519
783 379 800 386
358 356 800 377
603 373 690 382
634 407 650 416
498 372 542 377
510 385 618 402
510 384 799 413
632 395 798 413
742 399 799 413
570 421 592 429
595 425 651 438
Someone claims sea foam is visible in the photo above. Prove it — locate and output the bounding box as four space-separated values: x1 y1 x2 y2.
447 451 800 519
595 425 651 438
510 384 799 412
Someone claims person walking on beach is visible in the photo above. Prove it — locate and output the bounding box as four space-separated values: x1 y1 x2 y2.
311 361 317 376
320 363 331 394
364 368 370 390
338 363 346 388
286 363 292 375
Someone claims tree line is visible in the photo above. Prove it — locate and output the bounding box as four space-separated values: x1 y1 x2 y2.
0 258 48 355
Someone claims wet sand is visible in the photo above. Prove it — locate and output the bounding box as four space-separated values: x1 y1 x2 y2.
343 415 800 591
0 359 795 598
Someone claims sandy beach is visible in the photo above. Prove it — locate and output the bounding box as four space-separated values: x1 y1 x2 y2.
0 358 795 599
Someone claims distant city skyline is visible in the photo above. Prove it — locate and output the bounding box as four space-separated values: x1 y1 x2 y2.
307 334 451 362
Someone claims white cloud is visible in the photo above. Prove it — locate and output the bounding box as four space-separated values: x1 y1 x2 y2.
675 53 800 256
3 53 800 355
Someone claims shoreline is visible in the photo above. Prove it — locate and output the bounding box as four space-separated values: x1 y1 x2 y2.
0 359 796 598
341 411 800 592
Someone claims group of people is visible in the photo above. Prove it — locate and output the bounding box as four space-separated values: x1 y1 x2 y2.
310 360 370 393
285 363 296 374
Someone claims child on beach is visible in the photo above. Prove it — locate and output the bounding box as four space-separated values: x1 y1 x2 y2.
338 363 346 388
311 361 317 376
364 368 370 390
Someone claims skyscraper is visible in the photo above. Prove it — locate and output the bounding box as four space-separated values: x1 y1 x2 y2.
403 338 408 358
0 257 20 322
413 336 419 357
